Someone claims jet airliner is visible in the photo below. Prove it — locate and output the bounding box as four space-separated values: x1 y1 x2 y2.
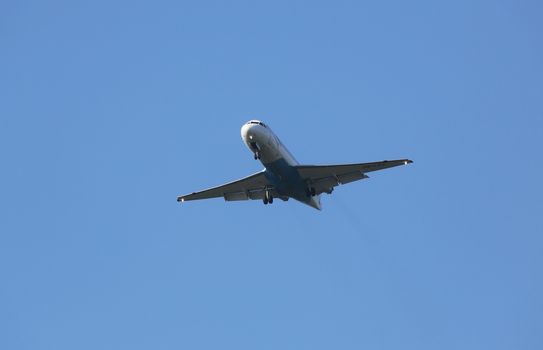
177 120 412 210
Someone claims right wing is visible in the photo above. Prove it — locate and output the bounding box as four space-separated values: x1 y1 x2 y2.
177 171 273 202
295 159 413 195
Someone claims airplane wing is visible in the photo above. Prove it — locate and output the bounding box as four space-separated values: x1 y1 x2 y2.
177 171 273 202
295 159 413 195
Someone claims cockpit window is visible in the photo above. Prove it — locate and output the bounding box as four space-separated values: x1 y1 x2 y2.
247 121 267 128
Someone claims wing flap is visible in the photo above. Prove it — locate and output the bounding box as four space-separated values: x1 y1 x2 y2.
223 188 270 201
311 173 370 195
337 171 368 184
223 191 249 201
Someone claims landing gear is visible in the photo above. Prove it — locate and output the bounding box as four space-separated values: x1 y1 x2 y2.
305 187 316 197
263 189 273 205
250 142 261 160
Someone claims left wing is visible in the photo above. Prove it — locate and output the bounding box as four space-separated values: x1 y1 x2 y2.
295 159 413 195
177 171 273 202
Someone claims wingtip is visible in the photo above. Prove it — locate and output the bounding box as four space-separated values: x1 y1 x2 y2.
177 196 184 203
405 159 414 165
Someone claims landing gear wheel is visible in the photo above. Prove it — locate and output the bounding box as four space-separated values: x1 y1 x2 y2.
310 187 316 196
265 190 273 204
263 197 268 205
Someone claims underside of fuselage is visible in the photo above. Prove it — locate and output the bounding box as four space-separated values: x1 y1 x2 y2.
262 158 322 210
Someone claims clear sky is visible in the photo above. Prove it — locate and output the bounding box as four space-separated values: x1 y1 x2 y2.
1 1 542 349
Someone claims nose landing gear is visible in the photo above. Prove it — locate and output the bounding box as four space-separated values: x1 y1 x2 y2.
250 142 261 160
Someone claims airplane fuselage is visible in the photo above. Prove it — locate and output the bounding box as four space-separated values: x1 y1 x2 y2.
240 120 322 209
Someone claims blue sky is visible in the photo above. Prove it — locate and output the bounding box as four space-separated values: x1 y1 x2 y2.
1 1 542 349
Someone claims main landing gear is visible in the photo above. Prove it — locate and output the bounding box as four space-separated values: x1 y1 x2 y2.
305 187 316 197
253 151 261 160
263 189 273 205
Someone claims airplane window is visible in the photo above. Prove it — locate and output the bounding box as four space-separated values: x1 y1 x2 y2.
247 121 266 127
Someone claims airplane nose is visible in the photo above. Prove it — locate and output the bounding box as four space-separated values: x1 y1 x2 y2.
241 123 259 141
240 123 251 140
241 120 268 143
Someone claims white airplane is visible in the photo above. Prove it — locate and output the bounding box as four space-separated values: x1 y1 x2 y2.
177 120 412 210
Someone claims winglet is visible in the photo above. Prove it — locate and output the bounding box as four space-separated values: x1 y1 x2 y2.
177 196 184 203
404 159 413 165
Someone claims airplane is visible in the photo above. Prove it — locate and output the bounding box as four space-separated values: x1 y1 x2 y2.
177 120 412 210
